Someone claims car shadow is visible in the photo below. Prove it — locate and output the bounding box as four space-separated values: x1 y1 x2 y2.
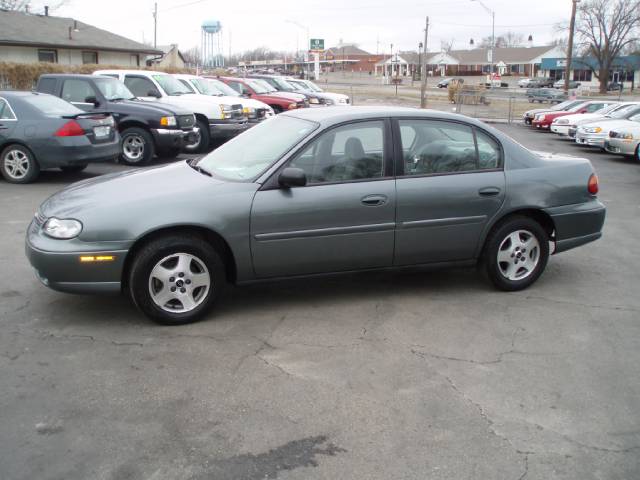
39 266 488 329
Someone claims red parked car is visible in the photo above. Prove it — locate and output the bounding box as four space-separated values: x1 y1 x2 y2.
217 77 308 113
531 101 611 129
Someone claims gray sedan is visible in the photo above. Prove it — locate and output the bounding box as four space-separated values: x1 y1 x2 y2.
26 107 606 324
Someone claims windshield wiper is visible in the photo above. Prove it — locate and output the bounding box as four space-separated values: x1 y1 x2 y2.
187 158 212 177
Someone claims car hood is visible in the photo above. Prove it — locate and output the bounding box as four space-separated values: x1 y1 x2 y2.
38 161 260 242
556 112 603 124
589 119 640 132
268 91 306 102
118 99 193 116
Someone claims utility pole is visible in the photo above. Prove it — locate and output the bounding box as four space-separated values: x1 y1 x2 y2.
153 2 158 48
420 16 429 108
565 0 579 93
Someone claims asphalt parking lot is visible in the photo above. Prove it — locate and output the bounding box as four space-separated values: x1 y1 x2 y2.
1 125 639 480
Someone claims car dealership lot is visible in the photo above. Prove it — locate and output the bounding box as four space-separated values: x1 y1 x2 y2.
1 128 639 480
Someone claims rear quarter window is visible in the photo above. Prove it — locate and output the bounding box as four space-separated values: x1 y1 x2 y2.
37 78 57 94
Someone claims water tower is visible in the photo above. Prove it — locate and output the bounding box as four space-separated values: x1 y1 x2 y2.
201 19 223 69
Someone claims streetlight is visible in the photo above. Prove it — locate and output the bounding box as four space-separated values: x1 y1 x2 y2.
471 0 495 83
286 20 310 78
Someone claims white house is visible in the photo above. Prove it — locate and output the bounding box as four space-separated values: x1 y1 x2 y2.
0 9 161 67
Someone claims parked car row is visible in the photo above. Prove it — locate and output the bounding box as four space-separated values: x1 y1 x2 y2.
522 99 640 163
0 70 351 183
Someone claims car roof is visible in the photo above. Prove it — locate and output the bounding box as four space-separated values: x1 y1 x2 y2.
283 106 489 128
94 69 170 76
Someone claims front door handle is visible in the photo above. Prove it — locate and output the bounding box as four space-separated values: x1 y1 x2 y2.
478 187 501 197
0 124 8 130
361 194 388 206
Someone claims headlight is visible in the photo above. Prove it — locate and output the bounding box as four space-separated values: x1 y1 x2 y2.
43 217 83 239
535 114 545 121
324 98 334 105
159 116 177 127
620 132 634 140
584 126 603 133
242 106 257 118
309 98 320 104
219 104 234 119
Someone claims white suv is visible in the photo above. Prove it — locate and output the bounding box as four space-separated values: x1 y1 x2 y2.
173 74 274 124
94 70 248 152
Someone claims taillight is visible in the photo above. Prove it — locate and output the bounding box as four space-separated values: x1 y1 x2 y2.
55 120 85 137
588 173 599 195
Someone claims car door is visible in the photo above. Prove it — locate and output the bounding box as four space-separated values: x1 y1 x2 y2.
393 118 505 265
250 119 396 278
60 78 99 112
0 98 17 142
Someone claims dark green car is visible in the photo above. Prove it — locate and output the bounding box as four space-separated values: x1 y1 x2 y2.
26 107 606 324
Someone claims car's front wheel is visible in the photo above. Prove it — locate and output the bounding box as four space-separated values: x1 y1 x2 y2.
1 144 40 183
483 216 550 291
183 120 210 154
128 235 226 325
120 127 154 166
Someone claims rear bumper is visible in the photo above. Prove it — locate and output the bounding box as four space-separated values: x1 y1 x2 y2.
36 138 120 168
544 200 606 254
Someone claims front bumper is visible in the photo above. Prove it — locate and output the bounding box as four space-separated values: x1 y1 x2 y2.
209 120 249 139
532 121 550 129
550 124 571 135
604 138 638 156
544 200 606 254
25 218 129 294
575 131 606 148
151 128 190 150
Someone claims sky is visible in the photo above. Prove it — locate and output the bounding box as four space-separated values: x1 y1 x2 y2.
49 0 571 55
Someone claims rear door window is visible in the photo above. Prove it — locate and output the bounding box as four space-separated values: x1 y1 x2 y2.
61 79 97 104
124 75 158 97
37 78 57 95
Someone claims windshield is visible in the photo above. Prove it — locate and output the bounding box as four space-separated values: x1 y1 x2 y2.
303 80 323 92
153 75 193 96
197 116 318 181
22 94 83 116
598 103 622 115
248 79 275 93
207 78 240 97
630 113 640 123
609 105 640 118
271 77 295 91
94 77 135 100
551 100 582 111
191 78 222 96
568 102 589 112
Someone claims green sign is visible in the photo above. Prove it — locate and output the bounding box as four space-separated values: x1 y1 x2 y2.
309 38 324 51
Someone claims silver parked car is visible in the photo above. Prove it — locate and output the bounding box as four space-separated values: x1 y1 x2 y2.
26 107 606 324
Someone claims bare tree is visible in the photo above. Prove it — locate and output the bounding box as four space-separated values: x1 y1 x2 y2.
0 0 66 12
440 39 454 53
575 0 640 93
478 32 525 49
182 46 201 67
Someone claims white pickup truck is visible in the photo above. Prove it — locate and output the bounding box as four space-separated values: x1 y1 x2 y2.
173 74 274 125
94 70 248 152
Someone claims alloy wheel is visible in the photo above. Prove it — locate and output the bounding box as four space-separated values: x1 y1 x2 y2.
3 149 30 180
496 230 540 281
122 135 145 162
148 253 211 313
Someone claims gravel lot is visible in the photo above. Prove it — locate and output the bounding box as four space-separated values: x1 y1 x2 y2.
1 125 639 480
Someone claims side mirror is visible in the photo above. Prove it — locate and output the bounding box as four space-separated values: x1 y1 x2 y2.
147 89 161 98
278 167 307 188
84 96 99 107
242 92 251 98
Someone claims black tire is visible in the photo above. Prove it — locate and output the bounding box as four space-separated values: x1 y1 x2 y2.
60 164 88 173
157 147 181 159
0 144 40 184
271 105 283 114
128 234 227 325
120 127 154 166
483 215 550 291
183 119 211 154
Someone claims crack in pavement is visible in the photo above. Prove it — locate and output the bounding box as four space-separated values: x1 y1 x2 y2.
524 295 640 314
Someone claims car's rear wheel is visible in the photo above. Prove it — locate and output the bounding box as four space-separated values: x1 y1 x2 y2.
120 127 154 166
483 216 549 291
128 235 226 325
271 105 283 114
60 164 88 173
1 144 40 184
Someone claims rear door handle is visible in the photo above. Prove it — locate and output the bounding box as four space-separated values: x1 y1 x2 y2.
0 125 8 130
478 187 501 197
361 194 388 206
